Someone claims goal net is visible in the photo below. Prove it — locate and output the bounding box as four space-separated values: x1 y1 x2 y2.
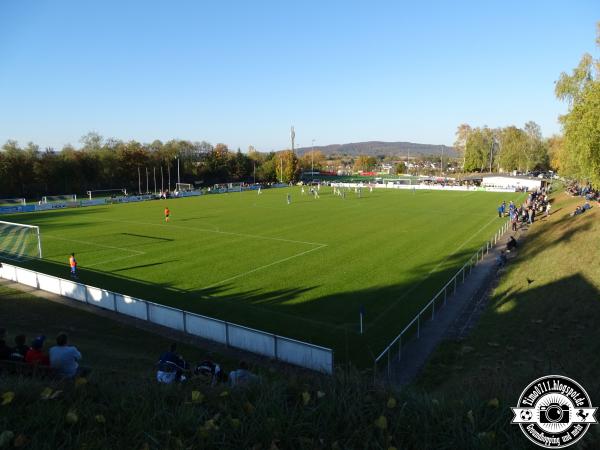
0 198 26 207
0 220 42 260
87 189 128 200
41 194 77 204
175 183 193 192
213 182 242 192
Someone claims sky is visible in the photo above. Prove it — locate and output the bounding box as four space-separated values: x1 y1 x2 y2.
0 0 597 151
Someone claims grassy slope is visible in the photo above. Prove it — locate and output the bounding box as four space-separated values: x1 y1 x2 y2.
417 191 600 445
1 188 520 366
0 283 541 450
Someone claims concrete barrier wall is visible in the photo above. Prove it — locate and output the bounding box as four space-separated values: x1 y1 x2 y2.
0 263 334 374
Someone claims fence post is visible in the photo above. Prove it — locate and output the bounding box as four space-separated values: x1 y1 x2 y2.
145 301 150 321
225 323 230 347
183 311 187 334
112 292 117 312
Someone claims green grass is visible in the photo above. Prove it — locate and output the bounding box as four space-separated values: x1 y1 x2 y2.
416 191 600 448
1 187 521 366
0 284 536 450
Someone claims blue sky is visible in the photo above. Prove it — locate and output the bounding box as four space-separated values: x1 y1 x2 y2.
0 0 597 151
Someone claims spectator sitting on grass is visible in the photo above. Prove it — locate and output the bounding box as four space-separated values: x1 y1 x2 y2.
156 343 188 384
25 336 50 366
49 333 82 378
9 334 29 361
229 361 259 387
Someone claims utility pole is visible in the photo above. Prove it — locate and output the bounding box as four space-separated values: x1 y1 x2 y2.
177 157 181 185
145 167 149 193
160 166 164 192
440 148 444 177
137 167 142 195
489 139 494 173
153 167 157 194
253 161 256 184
280 158 283 183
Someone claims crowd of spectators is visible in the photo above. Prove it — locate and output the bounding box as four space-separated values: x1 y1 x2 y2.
496 186 552 233
566 182 597 216
0 328 85 378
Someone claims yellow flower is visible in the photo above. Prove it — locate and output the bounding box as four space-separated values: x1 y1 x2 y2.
374 415 388 430
487 398 500 408
40 388 54 400
302 391 311 405
65 410 79 425
74 377 88 387
387 397 397 409
1 392 14 406
95 414 106 424
191 390 204 404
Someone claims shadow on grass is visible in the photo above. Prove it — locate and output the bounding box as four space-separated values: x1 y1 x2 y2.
417 272 600 412
2 242 483 367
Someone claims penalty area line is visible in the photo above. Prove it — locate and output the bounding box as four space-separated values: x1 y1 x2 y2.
203 244 328 290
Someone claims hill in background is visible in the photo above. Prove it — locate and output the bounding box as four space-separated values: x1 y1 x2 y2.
295 141 456 158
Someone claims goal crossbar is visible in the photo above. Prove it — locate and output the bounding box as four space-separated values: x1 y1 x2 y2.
0 220 42 259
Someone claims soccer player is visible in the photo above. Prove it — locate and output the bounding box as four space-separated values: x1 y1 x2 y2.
164 207 170 222
69 253 77 279
257 187 261 195
287 193 291 204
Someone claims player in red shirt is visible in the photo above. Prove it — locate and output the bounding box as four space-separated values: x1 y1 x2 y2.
164 207 170 223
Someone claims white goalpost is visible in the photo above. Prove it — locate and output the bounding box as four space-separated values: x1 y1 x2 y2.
41 194 77 204
175 183 193 192
0 198 26 207
86 189 128 200
0 220 42 259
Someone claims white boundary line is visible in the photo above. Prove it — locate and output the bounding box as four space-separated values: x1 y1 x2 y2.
367 215 501 328
203 244 328 289
100 218 327 247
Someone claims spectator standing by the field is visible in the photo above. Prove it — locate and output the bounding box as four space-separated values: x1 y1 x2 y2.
49 333 82 378
287 193 291 205
545 202 551 218
25 336 50 366
69 253 78 279
497 204 503 218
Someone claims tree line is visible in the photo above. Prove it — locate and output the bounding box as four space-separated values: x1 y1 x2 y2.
453 23 600 188
0 133 332 199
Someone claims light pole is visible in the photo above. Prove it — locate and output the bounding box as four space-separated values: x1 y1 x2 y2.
177 157 181 185
311 139 315 180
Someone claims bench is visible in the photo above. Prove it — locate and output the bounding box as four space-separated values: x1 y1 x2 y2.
0 360 57 379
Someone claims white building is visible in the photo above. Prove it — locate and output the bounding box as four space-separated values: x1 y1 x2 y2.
481 175 545 191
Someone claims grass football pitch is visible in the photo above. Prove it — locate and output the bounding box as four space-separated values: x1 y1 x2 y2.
1 187 522 366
